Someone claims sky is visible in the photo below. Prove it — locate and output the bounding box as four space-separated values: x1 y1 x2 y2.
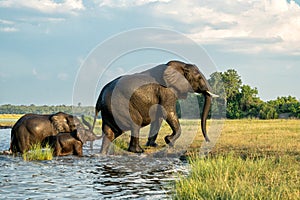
0 0 300 106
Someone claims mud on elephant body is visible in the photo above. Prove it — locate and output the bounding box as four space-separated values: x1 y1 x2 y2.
10 112 100 153
92 60 217 154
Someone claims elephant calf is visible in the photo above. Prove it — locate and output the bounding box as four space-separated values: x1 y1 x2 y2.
43 129 99 156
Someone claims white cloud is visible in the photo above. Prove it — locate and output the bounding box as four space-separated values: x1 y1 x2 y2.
89 0 300 55
0 19 14 25
149 0 300 55
97 0 170 8
1 0 300 55
0 0 85 14
0 19 18 32
0 27 18 32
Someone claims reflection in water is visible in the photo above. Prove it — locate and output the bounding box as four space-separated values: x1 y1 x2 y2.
0 129 188 199
91 156 186 199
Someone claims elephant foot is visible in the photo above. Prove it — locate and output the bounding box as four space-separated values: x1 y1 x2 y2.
2 150 12 155
164 136 174 147
100 150 107 155
100 146 109 155
128 145 144 153
145 140 158 147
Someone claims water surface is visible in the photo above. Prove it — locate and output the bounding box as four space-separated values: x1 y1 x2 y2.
0 129 188 199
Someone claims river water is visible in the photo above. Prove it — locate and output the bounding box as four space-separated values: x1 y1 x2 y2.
0 129 188 199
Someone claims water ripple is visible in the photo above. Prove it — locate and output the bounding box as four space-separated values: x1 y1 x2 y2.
0 129 188 199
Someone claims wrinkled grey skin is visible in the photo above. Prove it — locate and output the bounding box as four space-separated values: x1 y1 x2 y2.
43 129 99 156
10 112 100 153
92 60 215 154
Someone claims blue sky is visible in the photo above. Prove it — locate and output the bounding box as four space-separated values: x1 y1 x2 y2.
0 0 300 106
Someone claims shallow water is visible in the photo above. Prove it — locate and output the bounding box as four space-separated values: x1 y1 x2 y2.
0 129 188 199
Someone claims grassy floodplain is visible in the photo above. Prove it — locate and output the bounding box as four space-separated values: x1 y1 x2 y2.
97 119 300 199
173 119 300 200
1 114 299 198
0 114 23 127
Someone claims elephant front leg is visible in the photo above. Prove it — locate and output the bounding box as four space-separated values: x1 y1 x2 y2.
74 142 83 156
53 146 60 156
146 118 163 147
164 112 181 147
128 127 144 153
89 141 94 150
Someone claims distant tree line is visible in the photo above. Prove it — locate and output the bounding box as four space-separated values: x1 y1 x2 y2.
0 69 299 119
0 104 95 116
178 69 299 119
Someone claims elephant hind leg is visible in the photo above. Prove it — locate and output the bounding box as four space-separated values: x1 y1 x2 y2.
10 133 19 153
100 124 116 154
17 133 30 154
128 126 144 153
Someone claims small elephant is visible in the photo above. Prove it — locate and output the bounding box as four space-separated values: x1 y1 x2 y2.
92 60 218 154
43 129 99 156
10 112 100 153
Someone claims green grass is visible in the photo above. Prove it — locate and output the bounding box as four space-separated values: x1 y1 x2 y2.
173 119 300 200
173 153 299 200
22 143 53 161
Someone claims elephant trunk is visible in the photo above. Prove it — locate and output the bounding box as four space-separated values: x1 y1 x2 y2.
81 115 92 131
201 92 212 142
92 109 100 132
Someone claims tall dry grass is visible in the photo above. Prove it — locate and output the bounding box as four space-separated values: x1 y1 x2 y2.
0 114 23 127
173 119 300 200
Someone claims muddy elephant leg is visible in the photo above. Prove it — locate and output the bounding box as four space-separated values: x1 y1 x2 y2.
100 124 115 154
17 133 30 153
164 112 181 147
128 126 144 153
74 143 83 156
146 118 163 147
53 146 59 156
89 141 93 150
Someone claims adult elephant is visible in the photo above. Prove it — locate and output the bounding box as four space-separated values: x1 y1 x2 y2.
92 60 217 154
10 112 100 153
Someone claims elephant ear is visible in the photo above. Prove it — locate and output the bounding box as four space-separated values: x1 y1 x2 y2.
163 64 192 99
67 115 79 131
50 113 71 133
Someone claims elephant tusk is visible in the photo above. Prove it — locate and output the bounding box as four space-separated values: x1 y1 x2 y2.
206 91 219 98
193 92 219 98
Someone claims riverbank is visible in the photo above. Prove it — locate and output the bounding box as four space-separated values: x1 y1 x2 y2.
1 116 299 198
0 114 23 128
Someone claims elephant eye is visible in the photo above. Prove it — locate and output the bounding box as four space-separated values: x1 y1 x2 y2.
197 74 202 80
